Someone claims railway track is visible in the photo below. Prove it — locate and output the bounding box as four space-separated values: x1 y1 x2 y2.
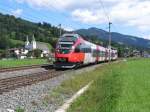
0 69 63 94
0 61 119 94
0 64 52 73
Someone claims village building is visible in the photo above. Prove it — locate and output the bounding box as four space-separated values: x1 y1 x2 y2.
9 35 50 59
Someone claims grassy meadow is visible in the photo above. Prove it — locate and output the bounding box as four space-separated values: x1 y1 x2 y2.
0 59 48 68
67 58 150 112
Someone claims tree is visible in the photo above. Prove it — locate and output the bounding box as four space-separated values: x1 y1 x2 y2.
0 35 10 49
27 49 42 58
33 49 42 58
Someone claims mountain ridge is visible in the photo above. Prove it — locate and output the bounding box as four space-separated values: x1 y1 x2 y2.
75 27 150 49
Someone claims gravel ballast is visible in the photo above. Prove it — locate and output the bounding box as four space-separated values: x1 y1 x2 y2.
0 64 102 112
0 68 48 79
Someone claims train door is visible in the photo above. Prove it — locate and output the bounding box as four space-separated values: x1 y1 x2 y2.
96 46 99 62
83 48 92 64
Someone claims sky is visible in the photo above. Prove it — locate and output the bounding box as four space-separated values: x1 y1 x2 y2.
0 0 150 40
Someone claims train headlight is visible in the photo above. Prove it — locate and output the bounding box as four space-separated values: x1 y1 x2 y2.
58 58 67 62
56 49 60 52
72 46 75 49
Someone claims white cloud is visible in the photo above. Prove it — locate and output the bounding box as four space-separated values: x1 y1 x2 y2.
72 9 106 24
16 0 74 10
110 0 150 30
15 0 150 35
143 35 150 40
11 9 23 17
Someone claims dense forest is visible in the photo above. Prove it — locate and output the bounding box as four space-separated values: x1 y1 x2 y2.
0 13 64 50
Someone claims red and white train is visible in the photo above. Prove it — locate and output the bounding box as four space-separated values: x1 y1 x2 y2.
54 33 118 69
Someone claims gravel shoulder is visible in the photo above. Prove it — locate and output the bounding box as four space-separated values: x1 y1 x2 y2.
0 68 48 79
0 64 102 112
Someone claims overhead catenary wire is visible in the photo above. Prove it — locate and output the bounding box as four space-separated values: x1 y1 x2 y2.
0 4 81 33
98 0 110 23
0 1 119 34
98 0 113 62
0 1 96 32
0 5 63 25
49 0 89 30
98 0 120 33
0 4 87 40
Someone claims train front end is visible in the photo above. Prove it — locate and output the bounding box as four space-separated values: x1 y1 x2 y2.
54 34 84 69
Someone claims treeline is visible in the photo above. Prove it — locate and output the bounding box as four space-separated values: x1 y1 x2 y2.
0 13 146 57
81 35 145 57
0 13 64 50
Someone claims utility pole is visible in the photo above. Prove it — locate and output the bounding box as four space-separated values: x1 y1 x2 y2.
108 22 112 62
59 24 62 37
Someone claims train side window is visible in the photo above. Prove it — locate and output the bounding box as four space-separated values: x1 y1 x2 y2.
102 51 104 57
99 51 102 57
75 44 81 53
75 47 80 52
93 50 97 57
105 51 108 57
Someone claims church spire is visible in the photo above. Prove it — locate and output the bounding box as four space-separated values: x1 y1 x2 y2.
26 35 29 42
25 35 30 49
32 35 35 41
25 35 29 45
31 34 36 50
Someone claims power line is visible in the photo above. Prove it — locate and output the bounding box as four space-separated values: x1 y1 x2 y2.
0 3 77 32
108 22 112 62
98 0 110 22
98 0 113 62
98 0 120 34
0 1 96 32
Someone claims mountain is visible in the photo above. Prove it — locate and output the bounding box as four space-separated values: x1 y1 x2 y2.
75 27 150 49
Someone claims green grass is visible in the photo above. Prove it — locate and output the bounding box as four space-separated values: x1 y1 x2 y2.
43 66 104 107
0 59 48 68
68 58 150 112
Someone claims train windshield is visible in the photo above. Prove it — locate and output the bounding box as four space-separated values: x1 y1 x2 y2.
60 44 72 48
57 43 73 54
58 49 70 54
59 36 77 42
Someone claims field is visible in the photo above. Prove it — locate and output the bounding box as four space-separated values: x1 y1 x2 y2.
67 58 150 112
0 59 48 68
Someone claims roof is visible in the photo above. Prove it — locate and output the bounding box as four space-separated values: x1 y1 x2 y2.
36 42 50 52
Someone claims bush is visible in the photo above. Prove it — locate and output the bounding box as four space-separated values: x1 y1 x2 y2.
15 107 24 112
27 49 42 58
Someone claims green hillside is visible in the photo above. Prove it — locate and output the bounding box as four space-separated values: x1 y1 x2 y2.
0 13 64 50
10 39 24 47
0 12 149 57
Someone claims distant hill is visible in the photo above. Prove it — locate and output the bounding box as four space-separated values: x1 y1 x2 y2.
0 13 63 50
76 27 150 49
0 12 150 54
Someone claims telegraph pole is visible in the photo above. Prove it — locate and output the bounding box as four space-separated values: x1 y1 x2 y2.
59 24 62 37
108 22 112 62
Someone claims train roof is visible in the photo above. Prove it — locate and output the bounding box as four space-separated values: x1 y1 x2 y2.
61 33 117 52
62 33 80 38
